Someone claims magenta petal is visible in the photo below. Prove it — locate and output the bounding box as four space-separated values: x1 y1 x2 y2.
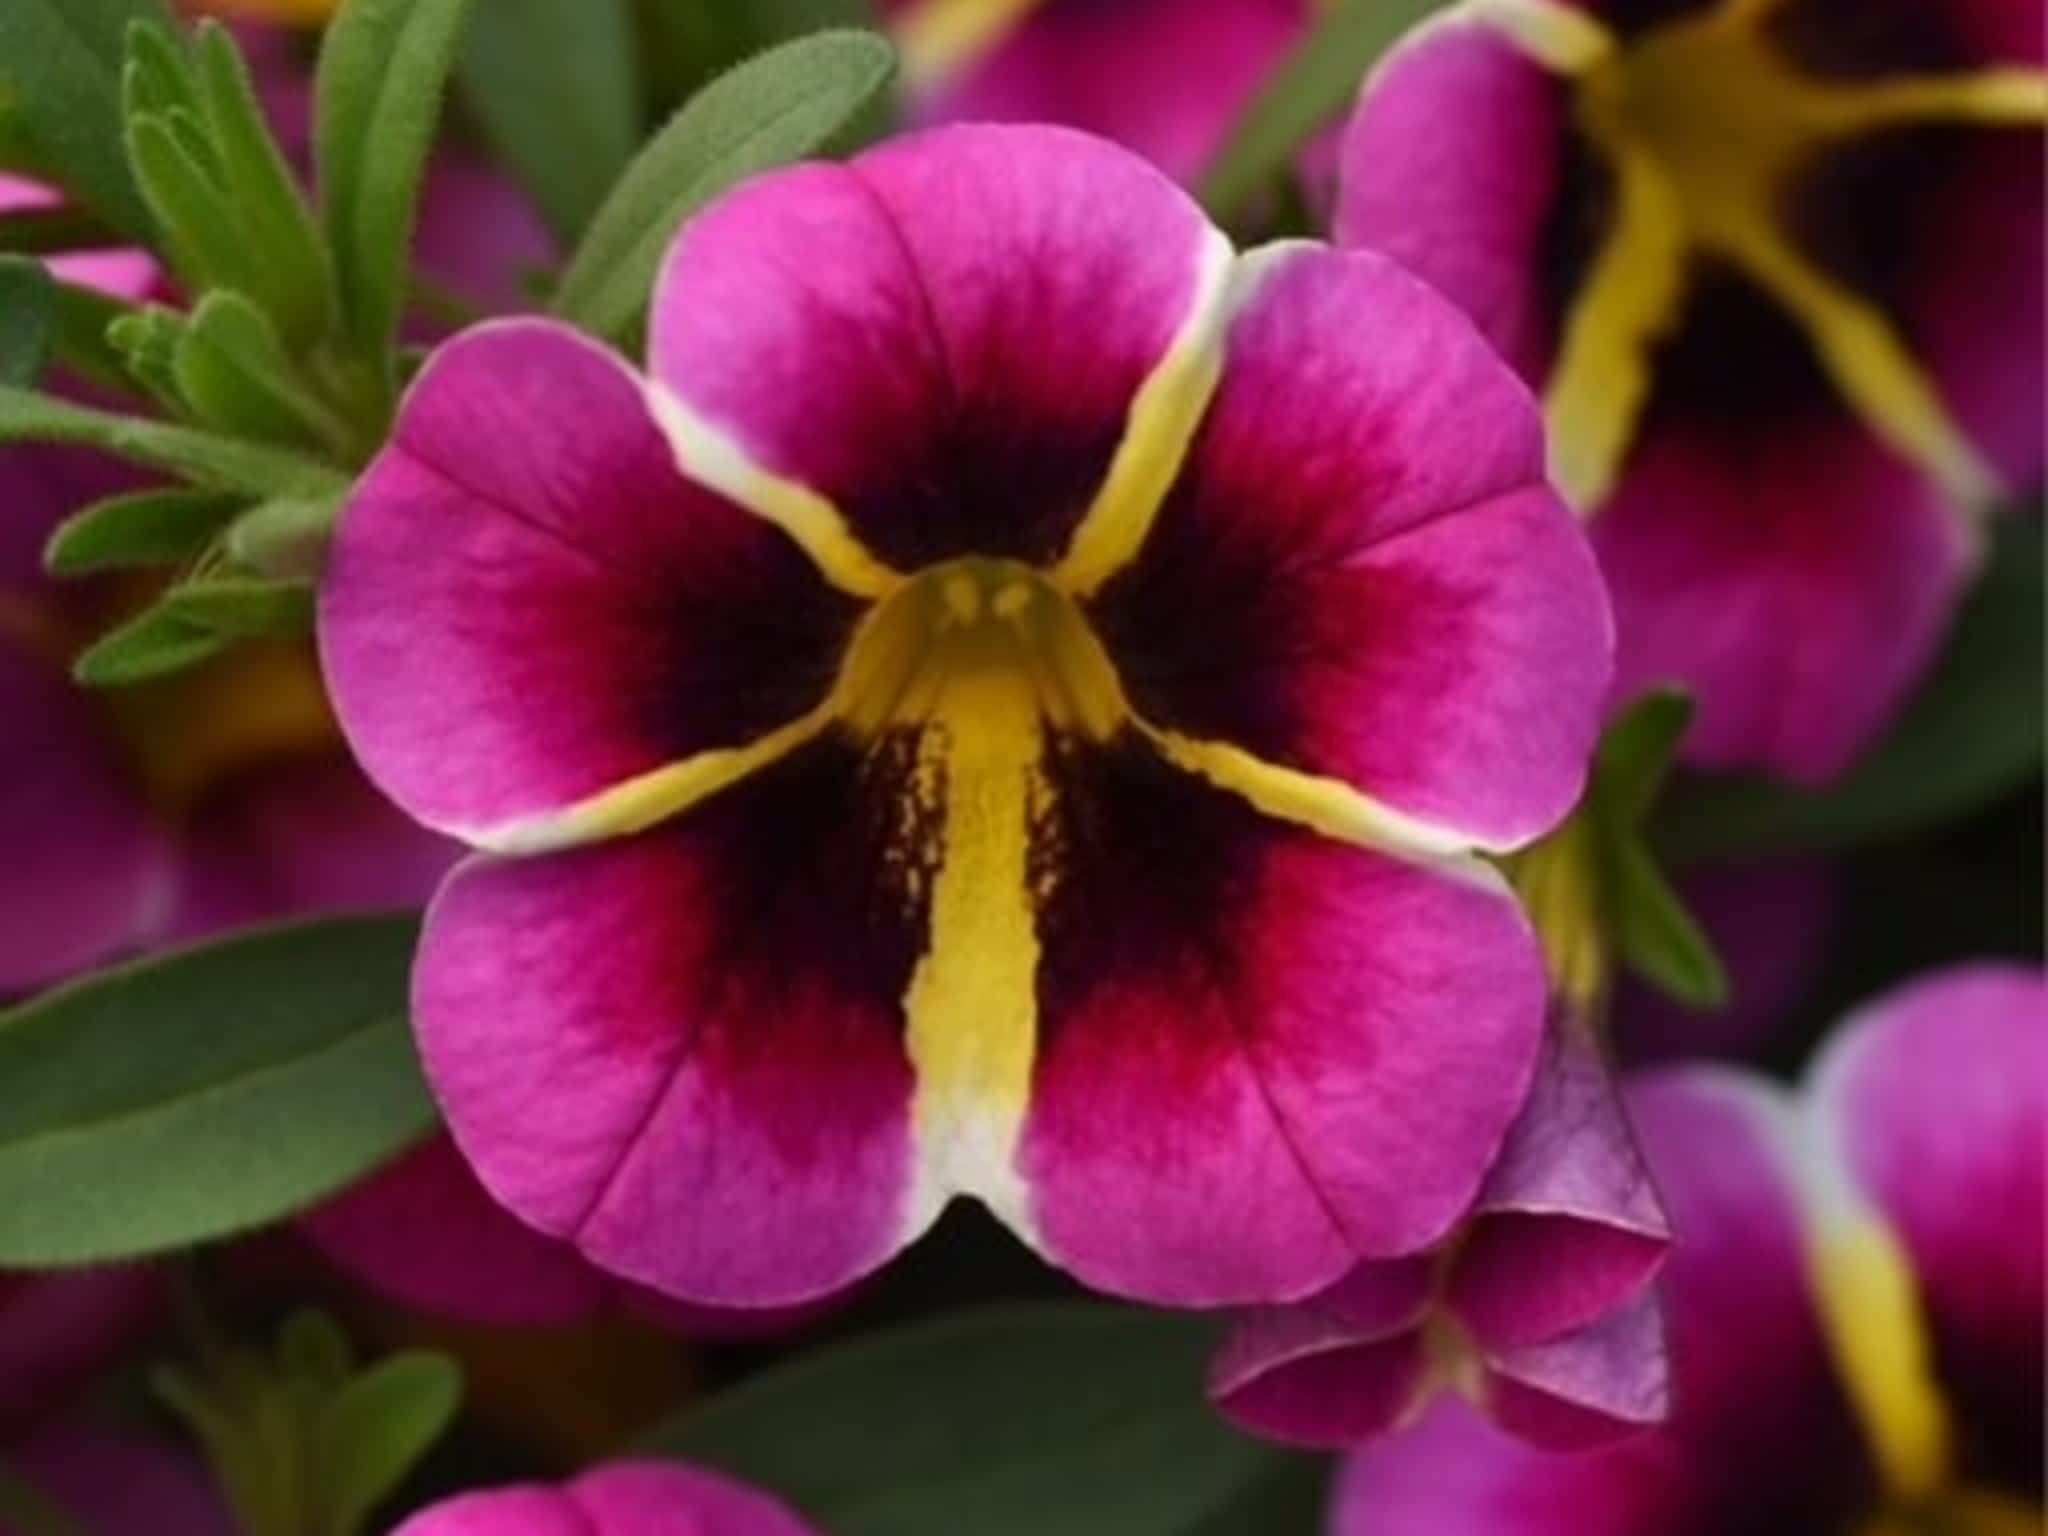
1482 1289 1670 1452
1022 749 1546 1305
167 756 455 942
1209 1257 1436 1446
1448 1016 1668 1349
1334 16 1566 380
302 1136 615 1328
1811 965 2047 1483
910 0 1310 183
1594 417 1970 783
391 1460 820 1536
415 744 920 1308
1095 245 1610 850
649 124 1220 569
320 319 856 842
0 1270 160 1439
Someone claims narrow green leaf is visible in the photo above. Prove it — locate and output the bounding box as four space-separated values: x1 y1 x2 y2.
0 384 346 495
107 302 187 407
174 290 346 451
0 255 58 387
192 22 335 348
278 1310 356 1392
458 0 638 241
1609 840 1729 1008
1594 689 1695 828
553 29 896 340
71 603 229 685
45 486 243 573
162 575 314 637
316 0 478 379
1198 0 1446 220
0 915 436 1266
1660 519 2047 860
644 1303 1282 1536
313 1353 463 1536
0 0 173 237
124 112 252 296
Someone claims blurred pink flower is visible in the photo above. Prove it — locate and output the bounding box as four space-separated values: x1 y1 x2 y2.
392 1461 819 1536
1338 0 2046 783
886 0 1313 182
1335 965 2045 1534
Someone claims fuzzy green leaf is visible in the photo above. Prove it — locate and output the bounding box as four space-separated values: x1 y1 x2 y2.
161 575 314 637
70 603 229 686
0 0 172 237
0 916 436 1266
316 0 477 388
174 290 344 451
0 384 345 494
44 486 243 573
1609 839 1730 1008
553 29 895 340
0 256 57 387
313 1353 463 1536
643 1303 1281 1536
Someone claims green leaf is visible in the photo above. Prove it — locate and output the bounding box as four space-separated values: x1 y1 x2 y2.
0 915 437 1266
459 0 638 242
279 1310 356 1392
644 1303 1283 1536
316 0 478 385
1609 839 1729 1008
0 0 173 237
223 493 345 581
161 575 314 637
1594 689 1695 828
190 23 335 348
124 111 256 297
313 1353 463 1536
1198 0 1446 220
45 486 243 573
553 29 896 340
174 290 348 451
70 603 230 685
49 278 140 394
1660 519 2047 860
0 255 57 387
0 384 346 495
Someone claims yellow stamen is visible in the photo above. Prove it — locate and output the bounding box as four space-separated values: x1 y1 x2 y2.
1806 70 2048 133
1504 811 1609 1011
893 0 1047 90
1052 227 1237 598
648 384 906 602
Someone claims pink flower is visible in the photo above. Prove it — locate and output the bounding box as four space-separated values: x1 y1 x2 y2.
1212 1006 1669 1450
1335 965 2045 1534
319 125 1612 1309
391 1461 819 1536
1337 0 2046 782
886 0 1313 181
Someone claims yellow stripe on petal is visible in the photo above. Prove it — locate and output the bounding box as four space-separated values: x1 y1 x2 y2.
1807 68 2048 134
1721 221 1999 508
466 706 834 856
1543 149 1691 512
1808 1212 1954 1504
1141 727 1514 896
894 0 1046 89
188 0 339 23
900 665 1046 1233
1051 227 1239 598
1463 0 1617 75
647 384 906 601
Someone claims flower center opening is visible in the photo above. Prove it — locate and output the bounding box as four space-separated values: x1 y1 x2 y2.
836 556 1127 744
